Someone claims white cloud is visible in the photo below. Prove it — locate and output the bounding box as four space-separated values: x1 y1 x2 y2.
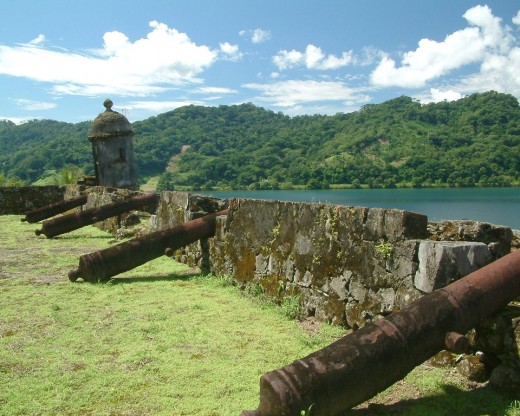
357 46 384 66
0 21 219 97
14 99 57 110
418 88 464 103
240 28 271 44
456 46 520 97
252 29 271 44
196 86 237 95
123 100 204 113
273 49 304 70
513 10 520 25
0 116 33 124
28 34 46 46
219 42 242 61
243 79 369 109
370 5 518 90
273 44 354 71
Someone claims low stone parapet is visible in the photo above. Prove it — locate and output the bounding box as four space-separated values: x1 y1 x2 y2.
0 186 65 215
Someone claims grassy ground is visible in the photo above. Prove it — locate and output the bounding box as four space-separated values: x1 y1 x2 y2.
140 176 159 192
0 215 518 416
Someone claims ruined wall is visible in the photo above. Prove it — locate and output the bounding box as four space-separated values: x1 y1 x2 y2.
154 192 517 391
210 198 514 327
211 199 427 327
154 194 512 329
0 187 517 388
80 186 145 232
154 191 227 271
0 186 65 215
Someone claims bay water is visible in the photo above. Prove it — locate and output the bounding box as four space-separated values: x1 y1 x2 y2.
199 187 520 230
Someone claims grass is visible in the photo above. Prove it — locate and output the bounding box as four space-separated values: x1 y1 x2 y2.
140 175 160 192
0 215 344 415
0 215 517 415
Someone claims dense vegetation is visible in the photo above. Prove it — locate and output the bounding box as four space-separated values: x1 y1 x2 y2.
1 91 519 190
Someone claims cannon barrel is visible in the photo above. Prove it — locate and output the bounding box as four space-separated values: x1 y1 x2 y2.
35 193 159 238
22 194 88 223
68 209 228 282
242 249 520 416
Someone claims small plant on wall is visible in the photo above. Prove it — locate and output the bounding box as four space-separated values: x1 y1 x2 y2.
375 240 393 259
506 400 520 416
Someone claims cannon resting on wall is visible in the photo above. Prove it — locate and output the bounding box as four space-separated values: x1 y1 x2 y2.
22 194 88 223
242 249 520 416
35 193 159 238
68 209 227 283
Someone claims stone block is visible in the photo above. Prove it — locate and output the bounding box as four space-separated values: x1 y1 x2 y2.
414 241 491 293
363 208 428 242
428 220 512 259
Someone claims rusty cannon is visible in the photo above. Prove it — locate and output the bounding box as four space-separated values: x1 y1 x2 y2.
35 193 159 238
242 249 520 416
22 194 88 223
68 209 228 283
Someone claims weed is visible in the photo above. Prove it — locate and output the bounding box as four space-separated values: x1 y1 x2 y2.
281 294 301 320
506 400 520 416
216 274 235 287
278 279 286 294
246 282 265 298
375 240 393 259
300 403 314 415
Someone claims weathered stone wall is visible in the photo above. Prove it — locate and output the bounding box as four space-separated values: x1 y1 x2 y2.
210 199 429 327
155 193 518 390
80 186 145 233
154 191 227 272
0 186 65 215
153 193 513 329
0 187 517 387
473 305 520 394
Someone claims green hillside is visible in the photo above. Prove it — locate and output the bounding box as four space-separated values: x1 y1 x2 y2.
1 91 519 189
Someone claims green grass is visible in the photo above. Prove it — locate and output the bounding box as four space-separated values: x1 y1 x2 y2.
0 215 344 415
0 215 516 415
140 175 160 192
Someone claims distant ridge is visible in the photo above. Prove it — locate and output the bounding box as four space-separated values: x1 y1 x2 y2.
1 91 518 190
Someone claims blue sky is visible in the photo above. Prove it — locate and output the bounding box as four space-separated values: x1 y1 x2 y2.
1 0 519 124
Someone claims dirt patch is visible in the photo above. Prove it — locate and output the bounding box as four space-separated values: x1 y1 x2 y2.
298 316 322 336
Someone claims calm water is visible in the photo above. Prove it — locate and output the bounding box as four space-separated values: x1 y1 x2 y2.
199 188 520 229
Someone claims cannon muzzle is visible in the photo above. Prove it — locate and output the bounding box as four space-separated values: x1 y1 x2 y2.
242 249 520 416
69 209 228 282
36 193 158 238
22 194 88 223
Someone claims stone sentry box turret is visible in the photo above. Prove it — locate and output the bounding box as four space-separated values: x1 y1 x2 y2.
88 99 138 190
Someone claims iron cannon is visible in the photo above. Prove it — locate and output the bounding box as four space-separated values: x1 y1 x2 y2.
68 209 228 282
22 194 88 223
242 248 520 416
35 193 158 238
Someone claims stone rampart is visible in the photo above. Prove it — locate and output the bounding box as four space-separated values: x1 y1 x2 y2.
0 186 65 215
1 187 517 389
151 192 513 328
154 192 517 391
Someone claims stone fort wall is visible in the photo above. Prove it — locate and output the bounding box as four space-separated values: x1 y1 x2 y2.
1 186 518 392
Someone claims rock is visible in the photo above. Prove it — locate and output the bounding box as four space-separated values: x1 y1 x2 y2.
512 229 520 251
489 364 520 394
428 350 457 368
457 355 489 382
428 220 512 259
414 241 491 293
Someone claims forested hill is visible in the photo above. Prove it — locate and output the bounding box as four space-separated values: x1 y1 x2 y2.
0 91 519 189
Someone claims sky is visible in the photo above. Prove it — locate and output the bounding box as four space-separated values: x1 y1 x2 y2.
0 0 519 124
